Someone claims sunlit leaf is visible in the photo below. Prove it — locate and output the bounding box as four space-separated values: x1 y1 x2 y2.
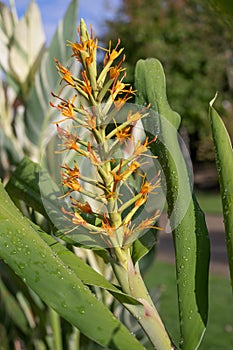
9 1 45 86
0 2 17 74
135 58 210 350
6 157 140 305
210 96 233 291
25 0 79 147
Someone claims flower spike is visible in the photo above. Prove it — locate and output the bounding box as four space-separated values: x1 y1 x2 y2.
51 19 161 249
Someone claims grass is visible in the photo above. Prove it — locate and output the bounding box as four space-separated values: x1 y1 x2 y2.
195 190 222 215
145 260 233 350
162 190 222 215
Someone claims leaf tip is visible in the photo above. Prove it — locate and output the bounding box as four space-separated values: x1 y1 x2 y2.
209 92 218 108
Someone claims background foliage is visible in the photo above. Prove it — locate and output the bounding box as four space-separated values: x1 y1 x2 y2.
102 0 233 160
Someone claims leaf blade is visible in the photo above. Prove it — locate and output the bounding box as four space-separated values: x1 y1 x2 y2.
25 0 79 147
135 58 210 350
209 97 233 291
9 1 46 84
6 157 141 305
0 181 145 350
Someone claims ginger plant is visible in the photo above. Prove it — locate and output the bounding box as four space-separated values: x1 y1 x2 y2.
50 19 175 350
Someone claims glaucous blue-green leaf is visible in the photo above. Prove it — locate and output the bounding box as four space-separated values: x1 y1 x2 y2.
210 96 233 291
25 0 79 148
0 129 22 167
0 1 18 76
135 58 210 350
0 70 23 168
9 1 45 86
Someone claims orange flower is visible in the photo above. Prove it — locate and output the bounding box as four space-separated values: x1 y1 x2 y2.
87 142 101 165
50 93 77 121
63 178 82 192
68 41 86 62
70 197 93 214
110 160 140 197
111 160 140 182
54 58 75 87
68 41 85 56
133 136 157 157
109 64 126 80
136 210 161 231
110 79 127 99
85 111 96 130
81 71 92 96
103 39 124 66
112 84 136 109
115 125 133 143
123 161 140 177
56 125 80 152
134 172 161 207
51 20 162 245
68 34 97 67
61 207 87 226
135 195 147 207
110 159 124 195
101 214 115 237
62 163 80 178
61 163 82 194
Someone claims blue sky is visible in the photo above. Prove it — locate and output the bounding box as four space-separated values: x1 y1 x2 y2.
2 0 121 42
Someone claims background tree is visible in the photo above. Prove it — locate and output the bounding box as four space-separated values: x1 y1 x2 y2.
102 0 233 160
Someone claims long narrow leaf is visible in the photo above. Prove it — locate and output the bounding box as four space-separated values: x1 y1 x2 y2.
25 0 79 148
6 157 140 305
9 1 45 86
0 278 28 333
209 96 233 291
0 181 145 350
0 2 18 77
38 227 141 305
135 58 210 350
7 156 158 267
6 157 56 219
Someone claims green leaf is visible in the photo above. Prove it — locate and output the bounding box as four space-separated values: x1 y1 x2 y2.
132 229 157 264
0 181 145 350
0 278 28 333
36 226 140 306
6 157 140 305
6 156 56 219
6 155 158 264
0 323 9 350
209 96 233 291
210 0 233 16
135 58 210 350
5 157 113 248
0 129 22 166
25 0 79 147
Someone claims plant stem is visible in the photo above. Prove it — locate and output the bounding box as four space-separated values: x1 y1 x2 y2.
111 248 176 350
70 327 80 350
49 307 63 350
